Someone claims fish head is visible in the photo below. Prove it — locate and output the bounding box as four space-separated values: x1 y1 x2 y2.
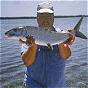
5 26 23 37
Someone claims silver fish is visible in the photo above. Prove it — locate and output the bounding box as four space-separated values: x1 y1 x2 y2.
5 17 87 46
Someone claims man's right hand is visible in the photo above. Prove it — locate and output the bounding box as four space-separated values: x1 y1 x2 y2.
19 35 37 48
19 35 37 66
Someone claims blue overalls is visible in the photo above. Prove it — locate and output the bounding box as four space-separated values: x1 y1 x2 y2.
21 27 66 88
22 44 66 88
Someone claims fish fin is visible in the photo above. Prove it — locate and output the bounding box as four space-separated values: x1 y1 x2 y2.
74 17 83 31
75 31 87 39
47 43 53 50
74 17 87 39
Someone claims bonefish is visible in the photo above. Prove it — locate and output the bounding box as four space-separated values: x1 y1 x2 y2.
5 17 87 46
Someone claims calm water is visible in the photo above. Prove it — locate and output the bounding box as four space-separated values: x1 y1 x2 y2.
0 17 88 88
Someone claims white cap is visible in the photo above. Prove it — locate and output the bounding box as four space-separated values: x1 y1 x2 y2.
37 2 54 13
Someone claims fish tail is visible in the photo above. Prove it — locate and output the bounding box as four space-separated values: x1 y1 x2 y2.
74 16 87 39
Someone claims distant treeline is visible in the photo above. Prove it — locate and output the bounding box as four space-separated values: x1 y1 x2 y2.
0 15 88 19
55 15 88 18
0 17 36 19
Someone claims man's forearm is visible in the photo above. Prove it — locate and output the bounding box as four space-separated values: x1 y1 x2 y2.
59 42 71 59
22 45 37 66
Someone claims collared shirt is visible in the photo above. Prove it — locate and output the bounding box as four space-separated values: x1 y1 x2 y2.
21 27 66 88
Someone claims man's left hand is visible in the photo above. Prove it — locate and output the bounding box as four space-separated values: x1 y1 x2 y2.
64 29 75 45
59 29 75 59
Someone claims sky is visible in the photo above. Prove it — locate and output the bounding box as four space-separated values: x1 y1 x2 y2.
0 0 88 17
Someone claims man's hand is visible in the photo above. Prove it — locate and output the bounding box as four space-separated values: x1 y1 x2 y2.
19 35 37 47
59 29 75 59
19 35 37 66
63 29 75 45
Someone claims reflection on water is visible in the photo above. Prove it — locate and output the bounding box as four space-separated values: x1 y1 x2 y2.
0 17 88 88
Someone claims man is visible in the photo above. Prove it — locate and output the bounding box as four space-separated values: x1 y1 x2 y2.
19 2 75 88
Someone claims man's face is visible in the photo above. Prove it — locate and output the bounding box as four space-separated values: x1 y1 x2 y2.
37 13 54 29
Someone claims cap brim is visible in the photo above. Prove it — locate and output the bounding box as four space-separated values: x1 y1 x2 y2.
37 9 54 13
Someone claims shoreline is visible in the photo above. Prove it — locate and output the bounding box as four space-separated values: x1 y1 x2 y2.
0 15 88 19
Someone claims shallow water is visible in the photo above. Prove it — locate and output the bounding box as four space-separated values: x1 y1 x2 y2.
0 17 88 88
